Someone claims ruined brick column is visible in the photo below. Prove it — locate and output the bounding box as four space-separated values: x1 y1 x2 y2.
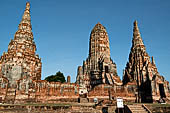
67 75 71 83
76 23 121 91
0 2 42 87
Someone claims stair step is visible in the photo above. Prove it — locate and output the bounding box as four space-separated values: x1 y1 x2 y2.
128 105 143 106
129 107 145 109
127 104 148 113
129 107 144 109
131 108 146 110
132 111 147 113
131 109 146 111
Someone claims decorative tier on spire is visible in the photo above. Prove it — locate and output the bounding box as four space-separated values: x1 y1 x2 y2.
76 23 121 91
20 2 31 29
0 2 42 87
15 2 33 41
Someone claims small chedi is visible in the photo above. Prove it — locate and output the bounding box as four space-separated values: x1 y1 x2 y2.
122 21 170 102
0 2 169 104
76 23 122 93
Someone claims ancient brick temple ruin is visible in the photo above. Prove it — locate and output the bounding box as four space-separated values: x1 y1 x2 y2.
122 21 170 102
76 21 170 102
0 2 42 88
76 23 122 93
0 2 79 104
0 2 169 104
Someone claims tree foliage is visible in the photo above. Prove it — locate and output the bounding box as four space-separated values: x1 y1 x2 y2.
45 71 66 83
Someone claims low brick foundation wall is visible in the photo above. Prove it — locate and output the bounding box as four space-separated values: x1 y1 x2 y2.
0 103 117 113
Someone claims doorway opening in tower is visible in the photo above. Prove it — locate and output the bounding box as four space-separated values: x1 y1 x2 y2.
159 84 166 98
105 66 109 73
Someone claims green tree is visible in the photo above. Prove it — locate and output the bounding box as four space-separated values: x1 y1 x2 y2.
45 71 66 83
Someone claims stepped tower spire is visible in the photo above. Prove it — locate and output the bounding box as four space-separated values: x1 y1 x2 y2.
0 2 42 87
20 2 31 31
123 20 149 85
123 21 169 102
15 2 33 41
8 2 36 55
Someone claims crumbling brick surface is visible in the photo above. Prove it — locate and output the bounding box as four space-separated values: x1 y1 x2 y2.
76 23 122 92
0 3 170 104
122 21 170 102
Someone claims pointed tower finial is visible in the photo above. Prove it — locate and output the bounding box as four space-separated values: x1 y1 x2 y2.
26 2 30 10
95 22 102 27
19 2 32 32
133 20 140 36
14 2 33 40
134 20 138 26
132 20 144 47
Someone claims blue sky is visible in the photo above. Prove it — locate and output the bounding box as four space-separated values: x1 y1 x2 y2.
0 0 170 82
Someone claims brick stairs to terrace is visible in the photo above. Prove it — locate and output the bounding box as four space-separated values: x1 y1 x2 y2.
127 104 150 113
4 88 16 104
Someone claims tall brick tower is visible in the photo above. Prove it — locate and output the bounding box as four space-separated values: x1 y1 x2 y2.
123 20 148 85
0 2 42 87
123 21 170 102
76 23 121 91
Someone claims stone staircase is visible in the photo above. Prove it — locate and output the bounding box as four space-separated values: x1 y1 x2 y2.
4 88 16 104
127 104 149 113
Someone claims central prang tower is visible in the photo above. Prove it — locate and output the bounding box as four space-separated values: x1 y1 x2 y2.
76 23 121 91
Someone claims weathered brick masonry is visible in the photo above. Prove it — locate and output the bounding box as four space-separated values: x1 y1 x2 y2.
0 2 169 104
0 2 79 104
